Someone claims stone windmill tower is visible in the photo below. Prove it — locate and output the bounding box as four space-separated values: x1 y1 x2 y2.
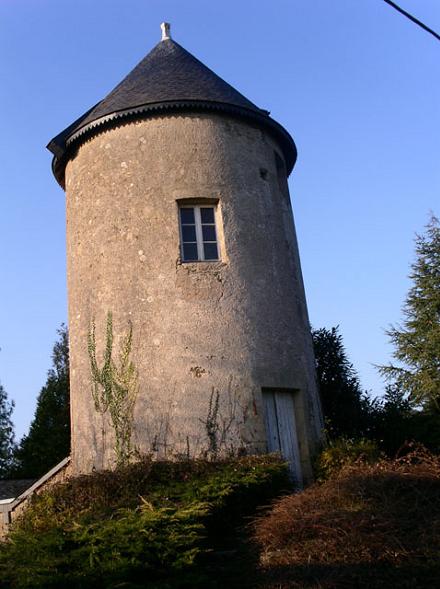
48 24 323 484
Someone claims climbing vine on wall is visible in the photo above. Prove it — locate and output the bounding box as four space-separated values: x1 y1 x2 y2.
204 388 220 457
88 312 139 467
201 378 249 458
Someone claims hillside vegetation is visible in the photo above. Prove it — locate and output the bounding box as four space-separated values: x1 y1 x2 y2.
254 447 440 588
0 455 289 589
1 449 439 588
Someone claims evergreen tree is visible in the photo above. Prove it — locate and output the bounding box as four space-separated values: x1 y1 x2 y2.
312 326 373 438
0 382 15 478
370 384 412 455
370 384 440 455
379 215 440 412
14 326 70 478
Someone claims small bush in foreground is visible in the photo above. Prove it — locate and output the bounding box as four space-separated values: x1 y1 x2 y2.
0 454 289 589
314 437 381 480
254 448 440 588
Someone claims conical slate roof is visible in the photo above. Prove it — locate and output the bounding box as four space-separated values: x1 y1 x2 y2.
48 28 297 187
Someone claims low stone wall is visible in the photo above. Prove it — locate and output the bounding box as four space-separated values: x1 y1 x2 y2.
0 457 71 539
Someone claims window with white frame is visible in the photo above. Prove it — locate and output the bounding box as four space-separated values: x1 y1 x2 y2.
179 205 219 262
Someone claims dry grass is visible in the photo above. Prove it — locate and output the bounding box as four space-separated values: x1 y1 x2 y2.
253 447 440 588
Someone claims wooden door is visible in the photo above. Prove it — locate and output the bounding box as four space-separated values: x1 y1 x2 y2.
263 390 303 488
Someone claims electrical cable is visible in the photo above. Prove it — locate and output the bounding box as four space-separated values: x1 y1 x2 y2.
383 0 440 42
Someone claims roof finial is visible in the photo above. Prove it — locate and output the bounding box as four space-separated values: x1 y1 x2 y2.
161 22 171 41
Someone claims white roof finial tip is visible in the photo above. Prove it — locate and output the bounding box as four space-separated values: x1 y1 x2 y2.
161 22 171 41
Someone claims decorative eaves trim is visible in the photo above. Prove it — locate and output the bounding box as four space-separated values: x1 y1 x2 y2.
50 100 297 188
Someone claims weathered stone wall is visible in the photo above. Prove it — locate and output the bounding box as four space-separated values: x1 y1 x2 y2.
65 113 323 477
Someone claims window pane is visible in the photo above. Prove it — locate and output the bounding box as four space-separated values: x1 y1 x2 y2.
204 242 219 260
200 207 214 223
183 243 199 261
202 225 216 242
182 225 196 242
180 207 195 224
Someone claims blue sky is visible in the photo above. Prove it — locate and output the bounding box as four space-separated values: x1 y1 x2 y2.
0 0 439 439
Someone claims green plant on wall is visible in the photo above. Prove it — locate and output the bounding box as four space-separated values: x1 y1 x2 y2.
88 312 139 466
201 380 248 459
204 388 220 457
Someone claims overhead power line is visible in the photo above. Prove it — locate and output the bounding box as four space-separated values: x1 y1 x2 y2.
383 0 440 42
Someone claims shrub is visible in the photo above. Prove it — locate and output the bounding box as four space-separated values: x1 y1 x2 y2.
315 437 380 480
254 448 440 589
0 455 289 588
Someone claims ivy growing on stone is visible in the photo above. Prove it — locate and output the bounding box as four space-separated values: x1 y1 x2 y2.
204 388 220 457
88 312 139 467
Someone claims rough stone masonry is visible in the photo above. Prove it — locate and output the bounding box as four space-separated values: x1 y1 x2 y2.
48 24 324 482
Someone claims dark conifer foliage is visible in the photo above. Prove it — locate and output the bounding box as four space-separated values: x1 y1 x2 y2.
369 384 413 455
312 324 440 454
379 215 440 412
13 326 70 478
312 326 372 438
371 384 440 455
0 382 15 478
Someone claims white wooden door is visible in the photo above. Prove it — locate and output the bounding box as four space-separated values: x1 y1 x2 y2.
263 390 303 488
